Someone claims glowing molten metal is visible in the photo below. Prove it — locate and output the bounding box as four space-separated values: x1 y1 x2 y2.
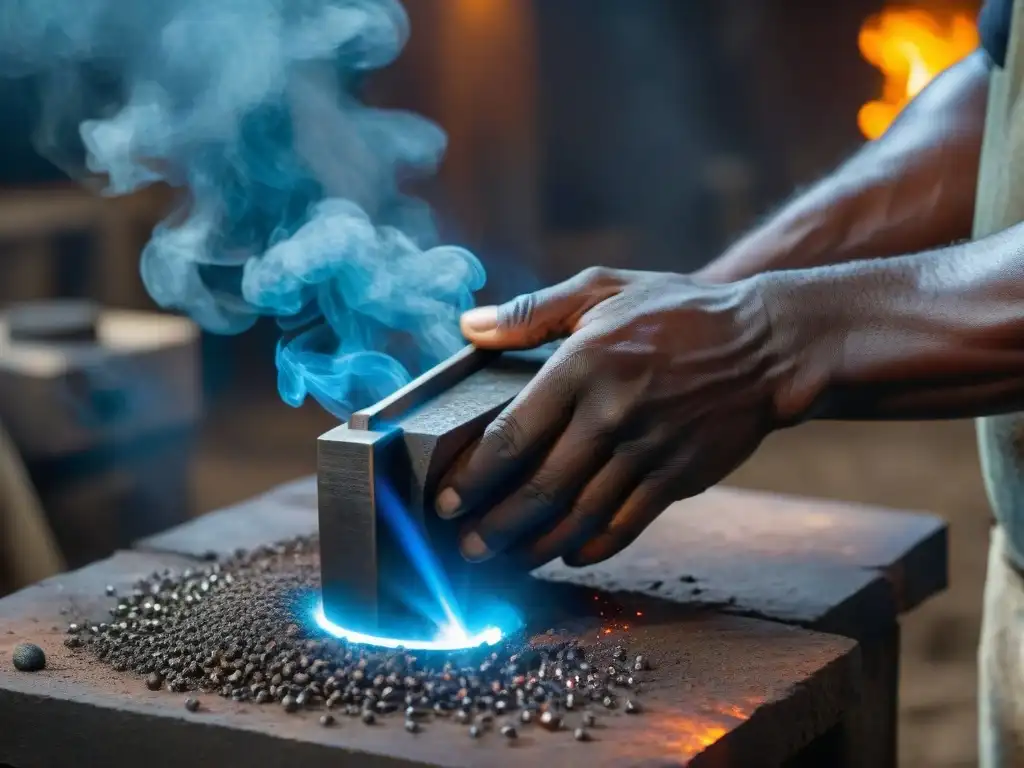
858 6 979 140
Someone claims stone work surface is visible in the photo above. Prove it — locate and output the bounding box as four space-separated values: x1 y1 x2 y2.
0 549 857 767
0 480 948 766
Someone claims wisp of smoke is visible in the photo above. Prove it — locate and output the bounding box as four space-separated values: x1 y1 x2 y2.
0 0 485 419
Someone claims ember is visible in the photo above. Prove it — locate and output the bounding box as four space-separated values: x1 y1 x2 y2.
646 707 754 759
65 536 648 740
858 5 979 139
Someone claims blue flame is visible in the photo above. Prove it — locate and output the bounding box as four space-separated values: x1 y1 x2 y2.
0 0 486 420
314 474 522 649
313 602 502 651
374 475 466 631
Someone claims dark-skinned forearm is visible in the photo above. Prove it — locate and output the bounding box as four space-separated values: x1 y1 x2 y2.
760 222 1024 423
698 51 991 284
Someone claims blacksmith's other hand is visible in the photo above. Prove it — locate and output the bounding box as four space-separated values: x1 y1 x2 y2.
434 267 807 569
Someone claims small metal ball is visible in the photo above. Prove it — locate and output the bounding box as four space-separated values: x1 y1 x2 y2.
540 710 562 731
12 643 45 672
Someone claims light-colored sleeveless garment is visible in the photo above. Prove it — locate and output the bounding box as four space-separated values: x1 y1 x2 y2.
975 2 1024 764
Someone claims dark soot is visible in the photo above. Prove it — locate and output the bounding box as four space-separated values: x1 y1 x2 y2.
66 536 645 738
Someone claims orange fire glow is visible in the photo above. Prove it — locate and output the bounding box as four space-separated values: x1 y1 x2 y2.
638 697 765 760
857 6 979 140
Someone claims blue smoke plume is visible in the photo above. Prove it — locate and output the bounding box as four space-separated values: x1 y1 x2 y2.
0 0 485 419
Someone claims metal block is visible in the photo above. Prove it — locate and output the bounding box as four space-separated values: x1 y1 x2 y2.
317 345 550 638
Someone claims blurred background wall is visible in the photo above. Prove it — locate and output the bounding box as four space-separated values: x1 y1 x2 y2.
0 1 986 764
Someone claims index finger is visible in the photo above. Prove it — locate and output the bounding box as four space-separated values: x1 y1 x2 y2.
435 358 576 520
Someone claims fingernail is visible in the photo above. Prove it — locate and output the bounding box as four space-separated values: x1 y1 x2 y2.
436 488 462 518
460 531 493 562
461 306 498 333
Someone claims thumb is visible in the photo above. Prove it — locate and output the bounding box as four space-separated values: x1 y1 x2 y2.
461 267 625 350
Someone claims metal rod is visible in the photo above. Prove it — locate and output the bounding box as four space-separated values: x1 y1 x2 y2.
348 345 498 431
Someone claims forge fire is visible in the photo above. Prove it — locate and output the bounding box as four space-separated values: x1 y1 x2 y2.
858 5 980 139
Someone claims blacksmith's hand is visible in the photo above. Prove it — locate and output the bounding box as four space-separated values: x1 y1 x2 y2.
434 267 803 568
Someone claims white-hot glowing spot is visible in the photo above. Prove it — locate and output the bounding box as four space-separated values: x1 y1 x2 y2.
313 603 503 651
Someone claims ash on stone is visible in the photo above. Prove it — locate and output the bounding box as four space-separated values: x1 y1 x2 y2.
68 535 648 736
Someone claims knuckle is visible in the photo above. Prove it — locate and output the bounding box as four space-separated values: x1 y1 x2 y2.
578 266 616 288
615 420 674 458
575 266 629 302
594 403 628 439
483 412 524 459
501 292 538 330
578 389 629 439
613 437 648 459
545 345 593 392
589 416 619 442
520 477 559 510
